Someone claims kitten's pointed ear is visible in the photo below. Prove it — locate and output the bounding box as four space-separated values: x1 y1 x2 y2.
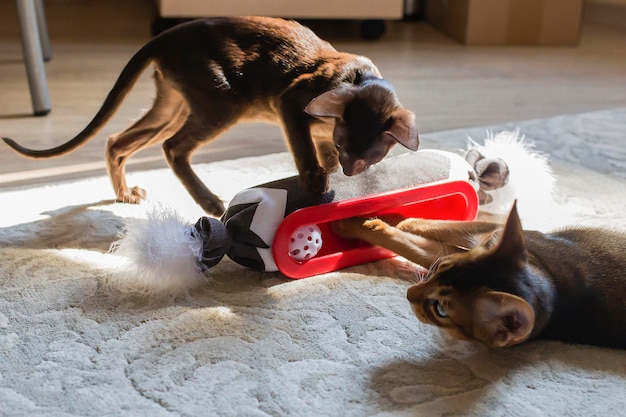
493 201 526 262
473 291 535 348
385 108 419 151
304 85 355 118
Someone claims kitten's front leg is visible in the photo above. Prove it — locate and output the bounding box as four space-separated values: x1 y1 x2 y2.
303 169 329 194
280 100 328 194
312 136 340 171
395 218 501 251
332 218 448 268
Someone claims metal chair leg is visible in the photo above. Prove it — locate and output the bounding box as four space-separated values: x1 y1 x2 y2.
16 0 51 116
35 0 52 61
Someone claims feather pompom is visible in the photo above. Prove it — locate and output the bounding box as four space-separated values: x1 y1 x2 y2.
107 204 208 297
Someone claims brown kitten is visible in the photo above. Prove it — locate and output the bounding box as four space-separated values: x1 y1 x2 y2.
332 203 626 349
3 16 418 216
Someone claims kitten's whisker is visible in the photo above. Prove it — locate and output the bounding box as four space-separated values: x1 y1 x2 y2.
423 257 442 282
412 269 427 283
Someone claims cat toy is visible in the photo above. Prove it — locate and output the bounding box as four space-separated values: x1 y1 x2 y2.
109 131 553 295
273 179 477 278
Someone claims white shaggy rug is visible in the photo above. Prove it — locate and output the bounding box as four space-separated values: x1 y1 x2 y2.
1 108 625 416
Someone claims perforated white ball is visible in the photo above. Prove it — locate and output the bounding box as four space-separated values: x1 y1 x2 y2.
288 224 323 262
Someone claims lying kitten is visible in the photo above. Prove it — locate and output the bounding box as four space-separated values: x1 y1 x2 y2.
332 203 626 349
3 16 418 216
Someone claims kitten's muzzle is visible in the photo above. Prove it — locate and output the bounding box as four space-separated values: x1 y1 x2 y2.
342 158 367 176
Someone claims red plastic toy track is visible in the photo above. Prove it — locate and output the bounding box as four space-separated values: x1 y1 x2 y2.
273 180 479 279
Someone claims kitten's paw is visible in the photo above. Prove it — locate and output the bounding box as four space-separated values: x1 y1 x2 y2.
363 219 391 233
116 186 147 204
396 218 430 233
303 169 329 194
200 198 226 217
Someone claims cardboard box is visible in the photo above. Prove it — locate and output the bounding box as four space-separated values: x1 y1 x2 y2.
426 0 585 45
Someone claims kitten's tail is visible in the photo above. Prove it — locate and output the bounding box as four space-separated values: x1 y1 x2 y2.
2 42 157 158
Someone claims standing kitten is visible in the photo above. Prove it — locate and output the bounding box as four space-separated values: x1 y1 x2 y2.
3 16 418 216
332 203 626 349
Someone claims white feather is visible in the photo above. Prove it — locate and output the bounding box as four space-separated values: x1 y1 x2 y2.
107 203 207 297
468 130 555 220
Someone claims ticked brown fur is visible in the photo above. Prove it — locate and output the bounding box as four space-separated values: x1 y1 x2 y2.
333 203 626 349
3 16 418 216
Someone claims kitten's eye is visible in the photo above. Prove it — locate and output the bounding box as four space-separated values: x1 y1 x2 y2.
335 143 343 150
432 300 448 318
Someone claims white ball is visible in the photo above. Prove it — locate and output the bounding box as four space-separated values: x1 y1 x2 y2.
288 224 323 262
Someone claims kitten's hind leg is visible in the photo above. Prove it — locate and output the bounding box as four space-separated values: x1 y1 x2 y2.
162 116 235 216
106 75 188 204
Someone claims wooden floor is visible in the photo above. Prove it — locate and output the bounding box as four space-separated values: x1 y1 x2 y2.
0 0 625 188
